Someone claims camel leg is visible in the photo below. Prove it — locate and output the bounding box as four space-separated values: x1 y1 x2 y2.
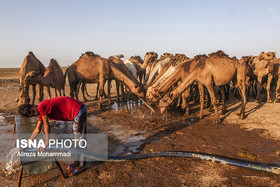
74 81 81 100
95 83 99 100
177 96 182 108
274 75 280 102
46 86 51 99
121 84 126 102
182 88 190 116
115 79 120 102
256 76 263 103
31 84 36 105
198 84 204 119
98 78 105 109
205 83 220 123
107 79 112 104
38 85 44 102
55 88 57 98
238 83 247 120
81 83 88 102
219 86 227 115
266 74 273 103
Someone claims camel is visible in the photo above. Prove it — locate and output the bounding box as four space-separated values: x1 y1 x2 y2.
108 57 145 102
64 52 146 108
249 52 275 103
146 55 206 117
267 57 280 102
18 51 45 106
113 54 124 59
144 54 174 86
129 52 158 83
158 51 247 123
64 52 111 108
24 59 65 98
124 59 137 78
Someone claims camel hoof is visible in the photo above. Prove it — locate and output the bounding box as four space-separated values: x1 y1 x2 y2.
214 118 221 123
240 115 245 120
274 99 280 103
236 112 241 116
255 100 261 104
267 99 272 103
198 114 203 119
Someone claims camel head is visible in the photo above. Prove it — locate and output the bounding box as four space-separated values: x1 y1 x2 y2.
158 93 174 113
113 54 124 60
258 52 276 61
131 84 146 99
144 52 158 63
175 54 189 62
163 53 173 58
24 71 40 84
17 89 30 106
258 52 276 73
146 87 161 105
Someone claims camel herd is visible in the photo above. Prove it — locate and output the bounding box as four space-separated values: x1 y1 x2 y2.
18 50 279 122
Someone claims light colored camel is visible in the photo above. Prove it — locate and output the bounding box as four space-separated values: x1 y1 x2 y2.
129 52 158 83
158 51 247 123
249 52 275 103
144 54 174 86
124 59 138 78
25 59 65 98
18 51 45 106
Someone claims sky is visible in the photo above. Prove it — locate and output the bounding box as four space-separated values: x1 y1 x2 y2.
0 0 280 68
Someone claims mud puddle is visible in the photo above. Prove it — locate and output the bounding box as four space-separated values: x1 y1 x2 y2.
111 100 143 111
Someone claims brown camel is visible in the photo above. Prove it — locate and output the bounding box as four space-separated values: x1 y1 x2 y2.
64 52 146 108
129 52 158 83
267 57 280 102
249 52 275 103
64 52 111 108
108 57 145 102
24 59 65 98
158 51 247 123
18 51 45 106
146 55 207 117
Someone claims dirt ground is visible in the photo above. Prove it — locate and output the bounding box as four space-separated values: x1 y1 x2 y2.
0 67 279 186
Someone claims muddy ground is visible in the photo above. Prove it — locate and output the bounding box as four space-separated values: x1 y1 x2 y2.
0 68 279 186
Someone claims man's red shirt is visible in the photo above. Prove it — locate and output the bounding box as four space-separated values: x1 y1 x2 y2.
37 96 82 121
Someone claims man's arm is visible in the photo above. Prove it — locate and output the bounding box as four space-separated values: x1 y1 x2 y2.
41 115 50 149
29 120 43 141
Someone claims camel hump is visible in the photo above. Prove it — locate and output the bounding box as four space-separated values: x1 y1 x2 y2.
28 51 35 57
49 59 60 67
78 51 100 60
47 59 60 73
208 50 229 58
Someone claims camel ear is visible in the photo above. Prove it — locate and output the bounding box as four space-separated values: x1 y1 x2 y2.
259 53 264 61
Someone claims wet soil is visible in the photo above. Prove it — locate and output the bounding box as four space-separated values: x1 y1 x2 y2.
0 68 279 186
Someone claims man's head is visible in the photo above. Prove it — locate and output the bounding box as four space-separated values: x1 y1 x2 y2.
18 104 39 117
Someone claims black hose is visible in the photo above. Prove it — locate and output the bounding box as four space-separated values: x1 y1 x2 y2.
23 147 280 174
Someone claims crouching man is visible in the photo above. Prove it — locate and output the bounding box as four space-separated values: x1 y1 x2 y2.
18 96 87 176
